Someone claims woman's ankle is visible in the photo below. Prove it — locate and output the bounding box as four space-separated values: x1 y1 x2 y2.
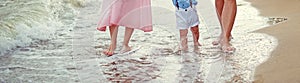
109 44 117 50
122 44 130 48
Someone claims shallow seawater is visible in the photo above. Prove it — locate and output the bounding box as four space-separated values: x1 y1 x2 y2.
97 0 278 82
0 0 279 83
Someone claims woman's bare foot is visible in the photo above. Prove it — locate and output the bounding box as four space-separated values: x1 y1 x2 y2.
212 35 223 46
212 36 233 45
212 40 220 45
103 45 116 56
119 45 132 54
220 40 235 53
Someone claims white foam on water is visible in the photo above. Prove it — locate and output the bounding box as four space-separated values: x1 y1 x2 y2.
95 0 279 82
90 0 280 82
196 0 278 82
0 0 77 55
148 0 278 82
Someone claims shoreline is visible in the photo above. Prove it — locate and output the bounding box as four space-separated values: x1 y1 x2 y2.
248 0 300 82
0 0 283 82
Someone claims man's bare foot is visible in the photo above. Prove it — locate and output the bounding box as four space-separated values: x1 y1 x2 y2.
119 45 132 54
103 45 116 56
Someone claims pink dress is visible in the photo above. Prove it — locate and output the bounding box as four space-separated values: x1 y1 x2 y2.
97 0 152 32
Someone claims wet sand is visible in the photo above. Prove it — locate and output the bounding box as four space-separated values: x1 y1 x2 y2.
0 0 278 83
248 0 300 82
96 0 277 82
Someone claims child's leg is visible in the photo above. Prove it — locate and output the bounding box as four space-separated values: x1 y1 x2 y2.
120 27 134 53
190 25 201 46
103 25 118 56
180 29 188 51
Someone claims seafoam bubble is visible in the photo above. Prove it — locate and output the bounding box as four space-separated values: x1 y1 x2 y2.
0 0 78 55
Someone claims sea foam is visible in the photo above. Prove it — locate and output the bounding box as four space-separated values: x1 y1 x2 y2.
0 0 79 55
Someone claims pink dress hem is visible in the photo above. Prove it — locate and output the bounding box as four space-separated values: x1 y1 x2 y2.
97 0 152 32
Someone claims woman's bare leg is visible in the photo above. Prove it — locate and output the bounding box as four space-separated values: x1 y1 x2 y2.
213 0 225 45
220 0 237 51
103 25 118 55
214 0 234 45
120 27 134 53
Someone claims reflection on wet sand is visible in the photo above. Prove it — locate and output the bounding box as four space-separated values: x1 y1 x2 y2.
0 0 278 82
97 21 276 82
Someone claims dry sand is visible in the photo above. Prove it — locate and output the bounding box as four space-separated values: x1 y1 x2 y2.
248 0 300 82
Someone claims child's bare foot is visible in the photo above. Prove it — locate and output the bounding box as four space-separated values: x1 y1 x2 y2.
119 45 132 54
194 42 201 46
193 42 201 52
103 45 116 56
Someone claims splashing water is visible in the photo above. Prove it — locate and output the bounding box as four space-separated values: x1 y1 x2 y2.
0 0 81 55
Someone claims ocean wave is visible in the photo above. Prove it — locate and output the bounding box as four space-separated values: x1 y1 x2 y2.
0 0 81 55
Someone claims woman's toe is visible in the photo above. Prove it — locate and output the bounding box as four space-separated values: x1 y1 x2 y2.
212 41 219 45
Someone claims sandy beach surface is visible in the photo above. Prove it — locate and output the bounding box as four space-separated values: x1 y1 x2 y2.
248 0 300 82
0 0 280 83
